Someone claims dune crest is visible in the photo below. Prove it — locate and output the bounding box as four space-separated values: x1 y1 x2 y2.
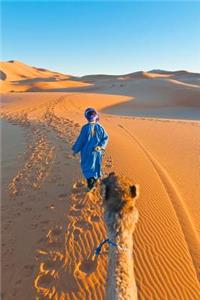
1 60 200 97
0 60 91 92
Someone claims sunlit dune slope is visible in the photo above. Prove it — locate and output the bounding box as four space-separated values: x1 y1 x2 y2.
0 60 91 92
1 60 200 95
0 60 72 81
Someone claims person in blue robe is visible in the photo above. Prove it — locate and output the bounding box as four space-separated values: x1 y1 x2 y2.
72 108 109 190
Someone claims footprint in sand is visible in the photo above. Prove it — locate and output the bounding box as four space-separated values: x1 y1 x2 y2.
72 180 86 190
75 220 93 230
69 208 81 217
24 264 34 277
105 162 112 168
105 156 113 168
37 236 48 245
59 193 68 199
71 189 83 196
42 256 63 272
71 180 88 198
36 273 55 289
46 226 64 249
73 228 82 239
51 226 63 236
47 240 63 249
77 256 98 276
90 214 100 222
73 203 84 210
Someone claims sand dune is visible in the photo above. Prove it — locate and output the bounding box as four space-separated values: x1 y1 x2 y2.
97 78 200 120
1 60 200 97
1 62 200 299
1 60 199 119
0 61 91 92
1 90 200 300
0 60 72 81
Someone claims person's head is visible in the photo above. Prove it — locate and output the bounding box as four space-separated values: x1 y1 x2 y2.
84 108 99 123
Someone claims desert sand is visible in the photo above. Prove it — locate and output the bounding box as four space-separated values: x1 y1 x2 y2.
1 61 200 300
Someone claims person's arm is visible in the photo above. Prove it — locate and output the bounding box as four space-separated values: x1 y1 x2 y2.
72 126 85 154
98 126 109 149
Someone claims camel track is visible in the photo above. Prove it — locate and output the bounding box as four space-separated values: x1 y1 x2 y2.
32 96 114 300
2 95 114 300
2 96 77 198
34 182 108 300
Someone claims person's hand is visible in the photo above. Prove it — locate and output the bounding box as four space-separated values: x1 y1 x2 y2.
95 146 102 151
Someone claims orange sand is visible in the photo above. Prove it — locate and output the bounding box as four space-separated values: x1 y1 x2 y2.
1 61 200 300
0 61 90 92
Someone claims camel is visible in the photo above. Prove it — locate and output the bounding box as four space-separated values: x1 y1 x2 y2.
101 172 139 300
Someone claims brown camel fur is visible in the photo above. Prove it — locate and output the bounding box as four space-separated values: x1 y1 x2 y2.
101 172 139 300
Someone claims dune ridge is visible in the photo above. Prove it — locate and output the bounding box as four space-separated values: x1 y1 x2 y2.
1 60 200 96
0 61 90 92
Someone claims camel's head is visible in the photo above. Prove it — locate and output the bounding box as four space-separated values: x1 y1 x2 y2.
101 172 139 233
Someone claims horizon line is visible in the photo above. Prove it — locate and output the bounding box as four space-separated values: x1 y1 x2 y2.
1 59 200 77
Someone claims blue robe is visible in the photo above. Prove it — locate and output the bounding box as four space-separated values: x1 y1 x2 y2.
72 122 109 179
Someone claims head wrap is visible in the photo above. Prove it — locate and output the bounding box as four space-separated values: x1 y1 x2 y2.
84 108 99 122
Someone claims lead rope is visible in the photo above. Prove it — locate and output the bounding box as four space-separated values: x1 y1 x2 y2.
94 238 118 256
94 238 128 257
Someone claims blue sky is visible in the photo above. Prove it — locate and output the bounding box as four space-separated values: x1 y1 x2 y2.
1 1 200 75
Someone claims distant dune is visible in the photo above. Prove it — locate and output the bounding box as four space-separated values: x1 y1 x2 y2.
1 60 200 95
1 60 199 120
0 60 73 81
0 60 91 92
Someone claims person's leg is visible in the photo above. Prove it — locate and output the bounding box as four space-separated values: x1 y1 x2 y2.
87 177 96 190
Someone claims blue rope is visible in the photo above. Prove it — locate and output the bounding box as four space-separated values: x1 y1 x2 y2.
94 238 118 256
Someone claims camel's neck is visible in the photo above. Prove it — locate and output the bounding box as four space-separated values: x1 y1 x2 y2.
106 231 137 300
